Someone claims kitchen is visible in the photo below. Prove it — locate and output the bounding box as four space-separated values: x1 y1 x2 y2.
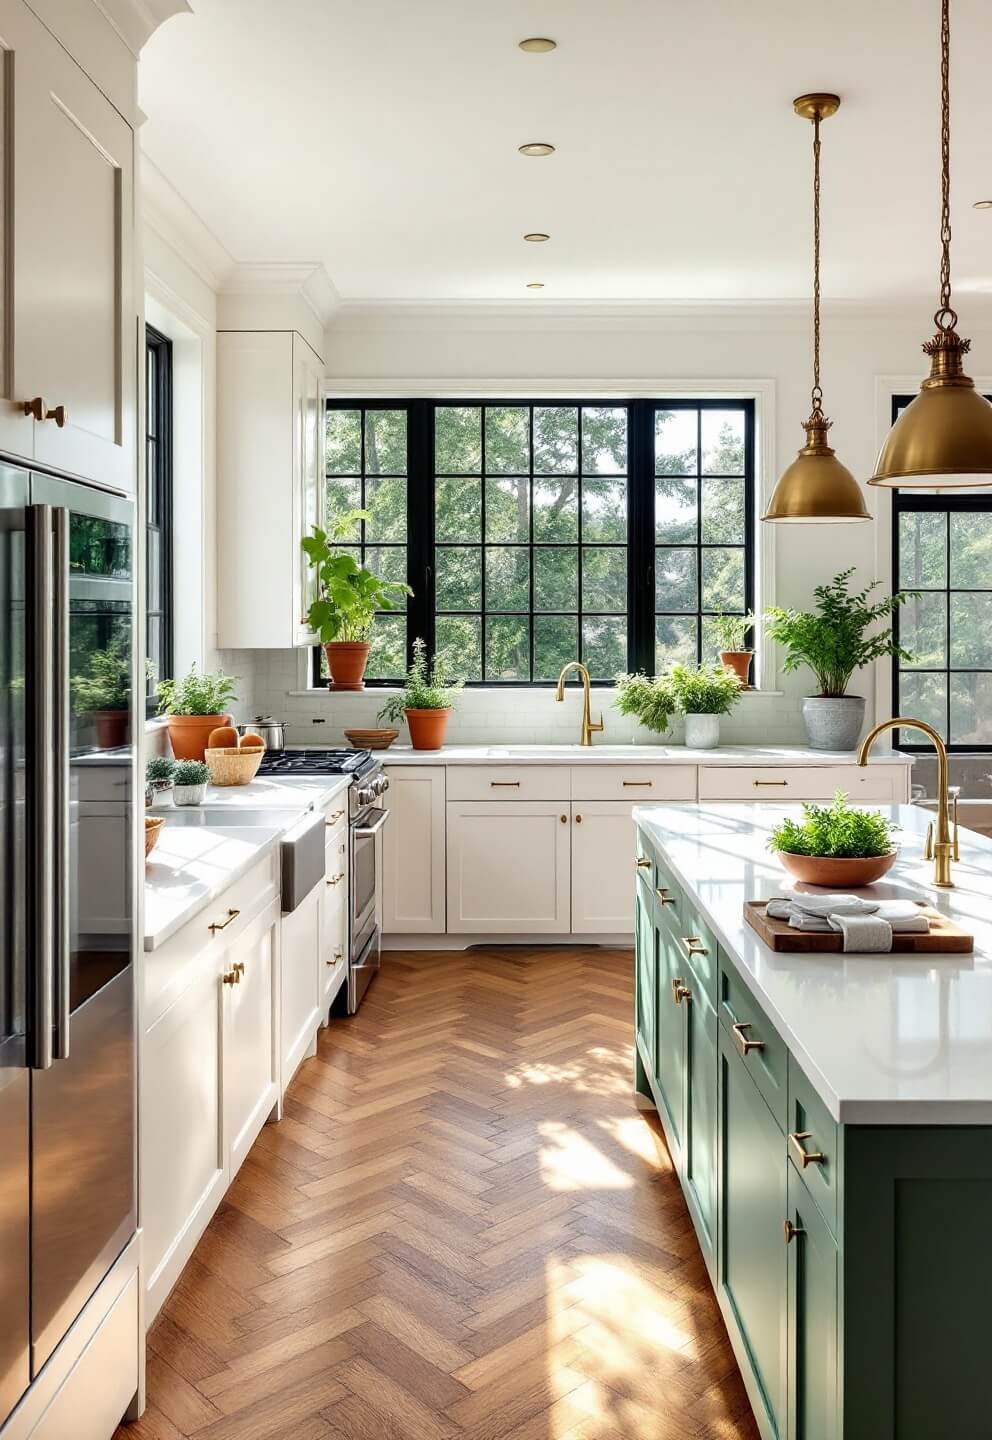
1 2 992 1439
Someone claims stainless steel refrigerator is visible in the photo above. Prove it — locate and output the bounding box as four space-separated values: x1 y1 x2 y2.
0 465 136 1428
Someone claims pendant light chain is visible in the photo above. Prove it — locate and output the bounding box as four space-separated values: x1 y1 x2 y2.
811 111 823 417
936 0 957 331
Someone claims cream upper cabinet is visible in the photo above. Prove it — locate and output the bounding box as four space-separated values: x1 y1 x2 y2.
570 802 641 935
217 330 324 648
446 800 570 934
0 0 135 491
383 765 446 934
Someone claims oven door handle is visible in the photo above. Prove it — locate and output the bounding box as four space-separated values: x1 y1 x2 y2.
354 809 389 839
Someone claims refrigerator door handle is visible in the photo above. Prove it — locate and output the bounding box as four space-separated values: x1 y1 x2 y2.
52 506 70 1061
26 505 55 1071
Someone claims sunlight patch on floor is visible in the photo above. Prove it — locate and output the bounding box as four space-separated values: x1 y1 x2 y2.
504 1044 632 1098
538 1121 635 1191
560 1256 696 1357
597 1113 673 1172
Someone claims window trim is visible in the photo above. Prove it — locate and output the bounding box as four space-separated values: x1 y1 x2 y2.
313 396 757 688
145 323 173 713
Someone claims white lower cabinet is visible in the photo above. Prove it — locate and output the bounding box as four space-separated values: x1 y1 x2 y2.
570 802 640 934
383 765 446 932
279 886 321 1089
223 899 280 1177
320 819 348 1014
446 800 570 934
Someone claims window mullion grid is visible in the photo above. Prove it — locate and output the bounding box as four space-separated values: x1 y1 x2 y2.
529 406 535 682
945 504 952 742
695 408 703 664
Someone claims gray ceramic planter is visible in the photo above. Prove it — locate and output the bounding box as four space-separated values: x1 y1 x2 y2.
802 695 866 752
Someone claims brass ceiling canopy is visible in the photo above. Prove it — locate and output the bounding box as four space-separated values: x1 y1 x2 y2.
763 93 871 522
870 0 992 488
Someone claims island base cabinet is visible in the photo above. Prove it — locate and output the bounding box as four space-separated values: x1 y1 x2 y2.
655 925 685 1160
786 1165 838 1440
446 801 569 933
634 883 657 1080
223 900 280 1177
683 976 718 1268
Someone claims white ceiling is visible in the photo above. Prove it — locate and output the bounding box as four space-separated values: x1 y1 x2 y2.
139 0 992 305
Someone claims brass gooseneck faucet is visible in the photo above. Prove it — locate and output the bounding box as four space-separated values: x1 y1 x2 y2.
858 716 958 888
555 662 604 747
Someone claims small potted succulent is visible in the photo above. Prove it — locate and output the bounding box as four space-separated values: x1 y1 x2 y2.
768 790 899 886
157 664 238 761
145 755 176 807
706 612 757 687
765 569 917 751
377 638 462 750
173 758 210 807
667 662 743 749
302 508 412 691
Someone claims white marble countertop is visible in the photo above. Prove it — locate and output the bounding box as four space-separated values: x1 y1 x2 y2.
381 743 912 767
633 802 992 1125
149 774 351 812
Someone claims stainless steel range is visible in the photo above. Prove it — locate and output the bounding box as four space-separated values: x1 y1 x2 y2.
256 748 389 1012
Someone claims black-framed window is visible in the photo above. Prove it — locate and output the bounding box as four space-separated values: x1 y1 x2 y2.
313 398 755 686
892 393 992 751
145 325 173 704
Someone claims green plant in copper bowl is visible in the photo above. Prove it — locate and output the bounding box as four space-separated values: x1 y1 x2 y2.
768 791 899 886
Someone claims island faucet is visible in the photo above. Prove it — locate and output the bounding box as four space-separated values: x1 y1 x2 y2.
555 661 604 747
857 716 958 888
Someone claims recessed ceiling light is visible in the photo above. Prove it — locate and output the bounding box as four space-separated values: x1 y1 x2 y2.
524 232 550 242
518 142 555 157
519 37 556 52
526 282 545 289
974 199 992 209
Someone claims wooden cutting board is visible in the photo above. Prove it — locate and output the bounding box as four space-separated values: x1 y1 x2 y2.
744 900 974 954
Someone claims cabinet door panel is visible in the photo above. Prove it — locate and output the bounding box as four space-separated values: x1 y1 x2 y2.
446 801 569 933
279 888 320 1088
224 904 279 1177
655 923 684 1157
720 1030 787 1439
383 767 445 933
787 1165 839 1440
684 980 718 1269
571 802 638 934
634 883 656 1077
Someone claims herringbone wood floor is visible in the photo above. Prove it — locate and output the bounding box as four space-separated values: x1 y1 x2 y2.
121 947 760 1440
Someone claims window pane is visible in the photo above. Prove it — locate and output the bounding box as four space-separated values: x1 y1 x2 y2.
437 615 481 682
582 477 627 542
366 615 406 680
899 511 947 589
702 477 745 544
485 407 529 474
702 547 745 612
950 513 992 588
582 547 626 612
582 617 626 678
900 593 946 668
365 475 406 542
534 478 578 541
365 546 407 610
326 409 361 473
326 476 362 531
486 547 529 612
436 478 481 541
899 672 947 738
146 440 158 523
146 348 157 436
146 614 162 684
950 593 992 668
485 616 529 680
534 615 578 679
436 547 481 611
655 409 697 475
365 409 406 474
656 477 698 543
486 477 529 542
702 409 745 474
582 407 627 473
656 616 697 670
656 548 697 612
435 406 482 473
534 548 578 611
147 529 161 606
950 673 992 745
534 407 578 474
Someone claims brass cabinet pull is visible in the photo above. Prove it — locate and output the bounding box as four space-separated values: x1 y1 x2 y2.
22 396 68 427
789 1131 825 1169
636 857 652 870
222 969 240 986
671 976 691 1005
680 935 708 958
233 961 245 975
753 779 789 787
325 810 344 826
209 908 240 933
783 1220 805 1245
326 872 345 886
325 946 344 967
655 887 676 905
490 780 521 787
622 780 653 788
732 1021 765 1056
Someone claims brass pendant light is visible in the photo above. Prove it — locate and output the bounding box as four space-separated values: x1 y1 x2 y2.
870 0 992 488
763 95 870 522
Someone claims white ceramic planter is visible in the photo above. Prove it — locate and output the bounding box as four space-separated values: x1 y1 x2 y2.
802 695 866 752
684 713 720 750
173 782 207 807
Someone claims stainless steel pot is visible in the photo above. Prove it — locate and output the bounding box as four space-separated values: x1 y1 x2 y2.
237 715 286 750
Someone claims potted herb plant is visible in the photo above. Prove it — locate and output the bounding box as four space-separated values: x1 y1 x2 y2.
706 612 757 687
614 672 678 737
172 758 210 807
157 664 238 761
72 633 134 748
302 509 412 691
145 755 176 807
377 639 462 750
765 569 917 752
768 791 899 886
668 662 743 749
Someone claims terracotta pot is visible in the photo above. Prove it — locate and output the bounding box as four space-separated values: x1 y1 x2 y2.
92 708 130 750
776 850 899 887
166 713 231 762
325 641 371 691
406 708 451 751
720 650 753 687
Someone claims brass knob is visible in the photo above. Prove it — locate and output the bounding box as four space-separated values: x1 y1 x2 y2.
22 397 68 426
788 1131 825 1169
575 814 582 824
783 1220 805 1245
732 1021 765 1056
560 814 567 824
671 976 691 1005
222 970 240 986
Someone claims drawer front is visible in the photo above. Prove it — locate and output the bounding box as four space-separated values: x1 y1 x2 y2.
570 764 696 802
698 764 905 803
787 1055 840 1235
446 766 570 802
321 796 348 830
324 825 348 889
719 956 788 1130
672 900 718 1007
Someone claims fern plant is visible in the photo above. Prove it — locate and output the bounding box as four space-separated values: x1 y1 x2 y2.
768 791 896 858
614 673 678 735
157 665 238 717
667 662 742 715
377 639 463 722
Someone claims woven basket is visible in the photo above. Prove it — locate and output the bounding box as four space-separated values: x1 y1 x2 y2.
145 814 165 859
204 745 265 787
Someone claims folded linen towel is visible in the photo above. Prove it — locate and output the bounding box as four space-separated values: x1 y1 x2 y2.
791 893 880 917
875 900 929 934
788 913 834 932
827 912 893 952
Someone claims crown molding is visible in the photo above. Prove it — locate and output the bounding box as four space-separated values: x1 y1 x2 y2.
221 262 340 327
90 0 191 55
141 154 235 291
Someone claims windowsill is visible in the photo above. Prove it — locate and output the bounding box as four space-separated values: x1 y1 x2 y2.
288 687 786 699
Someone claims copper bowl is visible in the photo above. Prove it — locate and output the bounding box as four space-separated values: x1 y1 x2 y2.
343 728 399 751
776 850 899 887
